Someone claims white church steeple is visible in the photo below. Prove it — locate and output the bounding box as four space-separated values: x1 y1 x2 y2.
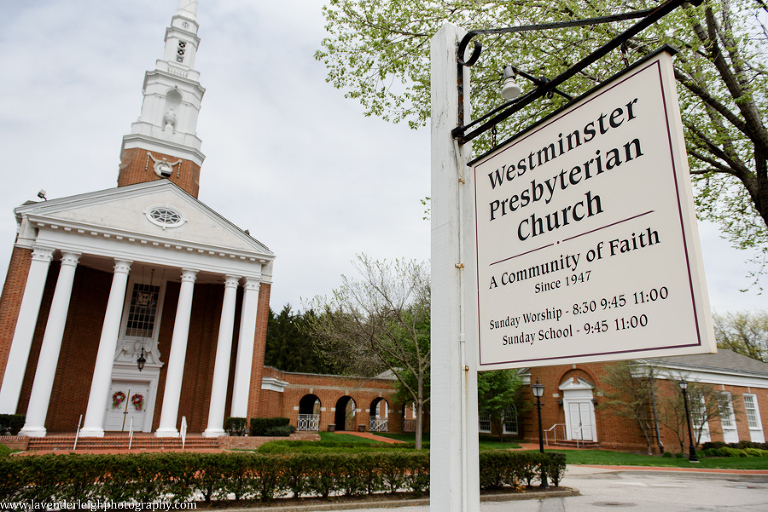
118 0 206 198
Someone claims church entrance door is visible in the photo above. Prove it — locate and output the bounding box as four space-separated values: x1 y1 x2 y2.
104 381 150 432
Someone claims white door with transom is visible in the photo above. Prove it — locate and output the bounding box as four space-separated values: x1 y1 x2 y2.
104 381 150 432
560 377 598 442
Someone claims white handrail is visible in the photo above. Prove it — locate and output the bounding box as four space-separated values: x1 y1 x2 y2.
543 423 565 446
73 414 83 450
180 416 188 450
128 417 134 450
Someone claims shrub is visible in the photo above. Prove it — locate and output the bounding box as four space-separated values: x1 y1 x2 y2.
264 425 296 437
662 451 673 458
723 447 749 457
250 417 290 436
0 414 25 435
224 417 248 436
3 448 549 504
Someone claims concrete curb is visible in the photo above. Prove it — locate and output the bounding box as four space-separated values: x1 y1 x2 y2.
218 488 580 511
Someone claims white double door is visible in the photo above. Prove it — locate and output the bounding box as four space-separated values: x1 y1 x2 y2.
566 401 596 442
104 381 150 432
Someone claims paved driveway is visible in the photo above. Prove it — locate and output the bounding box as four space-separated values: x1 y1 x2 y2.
322 465 768 512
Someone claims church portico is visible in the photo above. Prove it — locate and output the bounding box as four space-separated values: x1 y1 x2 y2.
0 189 273 437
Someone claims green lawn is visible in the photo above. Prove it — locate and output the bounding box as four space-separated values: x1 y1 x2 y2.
539 449 768 470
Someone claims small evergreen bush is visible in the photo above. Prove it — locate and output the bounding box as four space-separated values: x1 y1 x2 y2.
250 417 291 436
224 417 247 436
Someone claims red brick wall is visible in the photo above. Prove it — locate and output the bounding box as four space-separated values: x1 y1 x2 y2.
0 246 33 387
118 147 201 198
246 283 271 420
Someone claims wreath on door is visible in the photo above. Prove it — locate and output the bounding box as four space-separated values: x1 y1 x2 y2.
132 394 144 411
112 391 126 409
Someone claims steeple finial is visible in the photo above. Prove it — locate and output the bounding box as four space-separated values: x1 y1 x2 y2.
176 0 198 22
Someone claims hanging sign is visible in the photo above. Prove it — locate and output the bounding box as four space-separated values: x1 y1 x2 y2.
472 48 716 370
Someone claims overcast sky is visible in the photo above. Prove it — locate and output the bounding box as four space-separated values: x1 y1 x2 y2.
0 0 762 315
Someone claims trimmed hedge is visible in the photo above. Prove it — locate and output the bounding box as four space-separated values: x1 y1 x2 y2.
0 450 564 503
0 414 25 435
700 441 768 458
249 417 290 436
224 417 247 436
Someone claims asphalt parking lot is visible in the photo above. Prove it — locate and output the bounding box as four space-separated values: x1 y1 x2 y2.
282 465 768 512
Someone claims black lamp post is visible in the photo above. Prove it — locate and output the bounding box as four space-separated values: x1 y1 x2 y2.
678 379 699 463
531 379 548 488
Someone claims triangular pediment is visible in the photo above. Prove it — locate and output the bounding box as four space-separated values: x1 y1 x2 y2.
15 181 272 258
558 377 595 391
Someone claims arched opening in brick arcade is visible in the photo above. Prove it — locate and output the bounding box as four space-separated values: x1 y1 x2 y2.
334 396 356 431
297 394 321 431
369 397 389 432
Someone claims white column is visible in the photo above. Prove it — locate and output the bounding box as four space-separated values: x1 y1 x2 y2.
230 277 260 418
19 252 81 437
203 275 240 437
430 23 480 511
0 246 54 414
155 268 197 437
79 259 132 437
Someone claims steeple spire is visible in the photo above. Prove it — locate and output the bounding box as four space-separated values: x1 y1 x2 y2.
176 0 198 22
117 1 206 198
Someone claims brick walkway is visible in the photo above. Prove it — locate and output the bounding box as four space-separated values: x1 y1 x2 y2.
340 431 405 443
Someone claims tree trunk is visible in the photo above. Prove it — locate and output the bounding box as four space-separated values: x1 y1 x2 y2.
415 373 424 450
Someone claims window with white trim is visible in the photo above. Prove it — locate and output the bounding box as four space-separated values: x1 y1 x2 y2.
478 410 491 433
719 392 739 443
743 393 765 443
690 393 710 443
125 283 160 337
502 405 518 435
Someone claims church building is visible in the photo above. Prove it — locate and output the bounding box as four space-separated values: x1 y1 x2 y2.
0 0 275 438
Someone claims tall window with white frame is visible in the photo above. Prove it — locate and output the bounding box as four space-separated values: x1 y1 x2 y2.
502 404 518 435
719 392 739 443
743 394 765 443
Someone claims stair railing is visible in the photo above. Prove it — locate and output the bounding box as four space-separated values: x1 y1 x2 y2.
180 416 188 450
73 414 83 450
128 417 134 450
544 423 565 446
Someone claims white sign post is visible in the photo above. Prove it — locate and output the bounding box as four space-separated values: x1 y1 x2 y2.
430 23 481 512
472 48 716 370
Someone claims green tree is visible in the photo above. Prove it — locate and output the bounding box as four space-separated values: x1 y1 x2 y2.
599 361 658 454
477 369 525 442
713 310 768 362
305 254 431 449
265 306 335 374
659 376 735 452
316 0 768 280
